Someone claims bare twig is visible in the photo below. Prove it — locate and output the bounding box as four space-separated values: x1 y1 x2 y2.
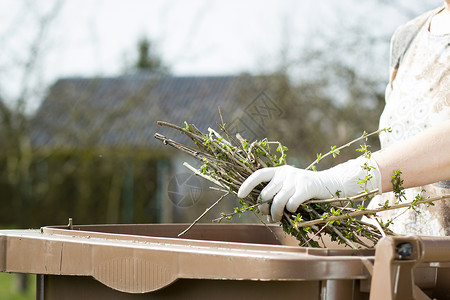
178 192 230 237
295 194 450 228
305 189 379 204
305 128 389 170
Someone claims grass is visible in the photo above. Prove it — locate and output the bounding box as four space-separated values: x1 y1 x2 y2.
0 273 35 300
0 225 35 299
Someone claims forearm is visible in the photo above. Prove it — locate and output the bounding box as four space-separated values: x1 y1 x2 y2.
373 120 450 192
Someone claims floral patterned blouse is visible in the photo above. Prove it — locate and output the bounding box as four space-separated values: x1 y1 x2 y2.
365 7 450 236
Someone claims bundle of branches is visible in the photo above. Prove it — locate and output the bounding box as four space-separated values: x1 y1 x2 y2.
154 120 449 249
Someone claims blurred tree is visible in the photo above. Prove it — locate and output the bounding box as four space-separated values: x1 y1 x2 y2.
261 69 384 170
0 97 32 227
0 1 63 292
252 0 440 169
0 0 63 226
134 37 169 74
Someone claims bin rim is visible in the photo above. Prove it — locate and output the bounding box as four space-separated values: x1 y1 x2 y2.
41 223 376 257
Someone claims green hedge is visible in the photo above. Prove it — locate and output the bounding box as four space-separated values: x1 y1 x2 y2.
0 150 160 228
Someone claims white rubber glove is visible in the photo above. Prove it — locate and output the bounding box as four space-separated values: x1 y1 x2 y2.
237 156 382 222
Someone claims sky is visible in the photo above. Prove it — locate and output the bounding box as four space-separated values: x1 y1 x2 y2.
0 0 443 111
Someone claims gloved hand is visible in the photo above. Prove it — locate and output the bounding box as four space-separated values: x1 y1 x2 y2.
237 156 382 222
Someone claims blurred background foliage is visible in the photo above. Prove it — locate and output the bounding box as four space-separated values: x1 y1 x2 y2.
0 0 440 229
0 0 442 228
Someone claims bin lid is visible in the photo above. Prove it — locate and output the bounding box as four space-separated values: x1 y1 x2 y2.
0 223 374 294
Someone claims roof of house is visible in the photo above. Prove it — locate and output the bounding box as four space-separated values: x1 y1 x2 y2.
30 73 276 151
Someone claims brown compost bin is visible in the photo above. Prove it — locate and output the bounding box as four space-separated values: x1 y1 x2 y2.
1 223 450 299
